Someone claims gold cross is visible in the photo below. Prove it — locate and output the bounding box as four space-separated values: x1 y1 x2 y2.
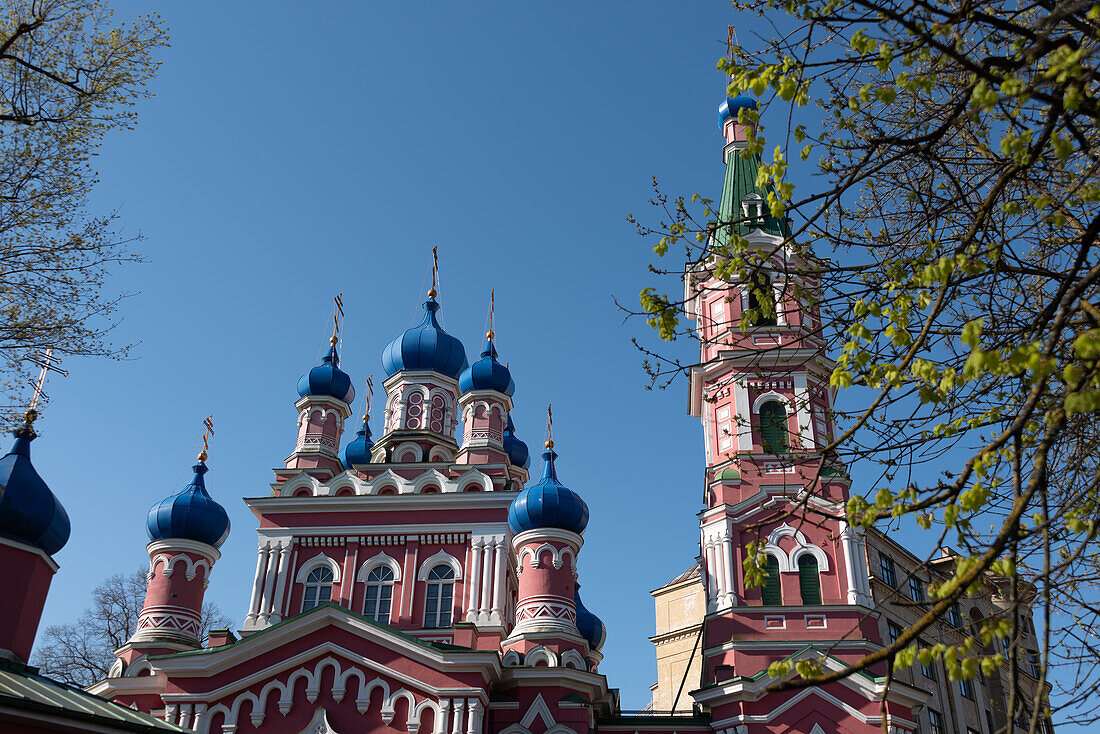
331 293 345 344
546 403 554 450
25 348 68 422
363 376 374 420
487 289 495 339
429 246 439 299
199 415 214 461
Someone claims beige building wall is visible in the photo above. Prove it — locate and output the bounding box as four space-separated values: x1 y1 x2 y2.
649 565 705 712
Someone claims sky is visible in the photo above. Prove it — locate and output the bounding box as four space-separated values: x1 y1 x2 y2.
22 0 1072 724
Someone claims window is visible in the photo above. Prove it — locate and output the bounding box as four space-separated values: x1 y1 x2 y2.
423 564 455 627
798 555 822 605
759 402 789 454
887 620 904 644
879 554 897 587
909 577 926 604
919 641 936 679
747 272 778 326
986 710 995 734
762 554 782 606
302 566 334 612
363 566 394 623
1001 635 1011 653
1026 651 1041 678
928 709 945 734
947 602 963 627
960 677 974 699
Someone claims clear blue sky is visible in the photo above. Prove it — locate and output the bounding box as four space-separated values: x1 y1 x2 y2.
29 1 1063 723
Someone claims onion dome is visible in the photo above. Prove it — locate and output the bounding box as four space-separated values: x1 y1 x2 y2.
458 334 514 395
574 583 606 652
381 298 468 379
0 415 70 556
507 445 588 535
718 94 758 127
146 462 230 548
502 415 530 470
297 342 355 403
343 416 374 467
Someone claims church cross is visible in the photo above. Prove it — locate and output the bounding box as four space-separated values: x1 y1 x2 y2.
26 348 68 415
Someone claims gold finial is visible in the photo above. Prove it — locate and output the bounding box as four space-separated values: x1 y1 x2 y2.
331 293 345 346
198 415 214 462
486 289 495 339
545 403 554 449
362 376 374 421
428 246 439 299
25 348 68 423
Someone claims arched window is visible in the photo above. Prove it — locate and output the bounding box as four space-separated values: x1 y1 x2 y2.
423 564 455 628
798 555 822 605
747 272 777 326
302 567 334 612
760 401 789 454
762 555 782 606
363 566 395 623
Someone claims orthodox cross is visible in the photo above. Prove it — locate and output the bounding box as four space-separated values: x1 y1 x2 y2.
429 246 439 299
546 403 554 449
26 348 68 421
487 289 495 339
331 293 345 345
198 415 214 461
363 376 374 421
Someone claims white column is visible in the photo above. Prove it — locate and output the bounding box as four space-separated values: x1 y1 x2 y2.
164 703 178 724
450 699 466 734
177 703 193 728
192 703 208 731
490 539 506 623
793 373 815 449
479 541 493 619
704 538 718 609
466 699 483 734
245 543 271 626
258 544 280 624
465 539 483 622
713 533 727 608
268 544 292 624
839 521 869 605
733 380 753 451
720 532 736 605
435 699 451 734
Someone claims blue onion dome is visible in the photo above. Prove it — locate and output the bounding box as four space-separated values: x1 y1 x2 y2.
574 583 607 652
718 94 758 127
381 298 468 379
0 414 70 556
502 415 530 470
297 340 355 403
146 461 230 548
507 444 588 534
343 415 374 466
458 333 514 395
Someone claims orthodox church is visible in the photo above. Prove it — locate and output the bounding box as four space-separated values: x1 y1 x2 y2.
0 92 1042 734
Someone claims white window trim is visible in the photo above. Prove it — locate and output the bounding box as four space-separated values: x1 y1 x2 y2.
357 552 402 582
416 550 463 581
295 553 342 583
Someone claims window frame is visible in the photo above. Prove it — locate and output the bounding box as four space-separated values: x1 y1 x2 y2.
959 677 975 700
423 563 456 628
928 708 946 734
908 576 925 604
879 554 897 588
363 565 395 623
759 400 789 454
302 566 334 612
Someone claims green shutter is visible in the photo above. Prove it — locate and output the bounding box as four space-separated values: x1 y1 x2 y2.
763 555 782 606
760 402 789 454
798 555 821 605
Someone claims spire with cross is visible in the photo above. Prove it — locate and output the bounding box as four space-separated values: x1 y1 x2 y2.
198 415 214 462
23 348 68 429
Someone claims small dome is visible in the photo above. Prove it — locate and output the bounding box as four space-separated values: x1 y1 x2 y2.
381 298 468 379
343 416 374 467
718 94 758 127
574 583 606 652
147 463 230 548
502 415 530 470
507 447 588 535
297 343 355 403
458 335 514 395
0 422 70 556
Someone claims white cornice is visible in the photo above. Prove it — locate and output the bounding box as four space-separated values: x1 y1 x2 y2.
247 493 516 514
497 666 608 701
146 538 220 563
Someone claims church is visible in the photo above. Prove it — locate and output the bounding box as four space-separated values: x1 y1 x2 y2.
0 93 1047 734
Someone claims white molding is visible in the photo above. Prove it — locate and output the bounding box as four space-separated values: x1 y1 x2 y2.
146 538 220 563
523 645 557 667
560 649 586 670
752 390 793 414
511 527 583 551
417 550 463 581
395 441 425 463
357 551 402 582
295 553 342 583
766 523 831 572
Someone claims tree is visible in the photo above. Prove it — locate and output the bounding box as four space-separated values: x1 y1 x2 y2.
33 567 232 687
630 2 1097 730
0 1 166 419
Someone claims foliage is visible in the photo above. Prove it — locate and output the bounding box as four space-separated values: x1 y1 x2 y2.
0 0 166 419
33 567 232 687
630 0 1097 728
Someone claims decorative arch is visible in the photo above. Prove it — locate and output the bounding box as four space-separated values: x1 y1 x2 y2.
411 469 449 494
753 390 793 414
295 553 342 583
394 441 424 464
453 467 493 493
417 550 463 580
560 649 586 670
357 552 402 582
767 524 830 572
524 645 558 667
281 474 321 497
502 649 522 667
428 445 453 463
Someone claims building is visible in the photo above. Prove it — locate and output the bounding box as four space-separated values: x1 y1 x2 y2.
1 91 1047 734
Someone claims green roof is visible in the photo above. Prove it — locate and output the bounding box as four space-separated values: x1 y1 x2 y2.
715 466 741 481
0 659 188 732
716 149 790 240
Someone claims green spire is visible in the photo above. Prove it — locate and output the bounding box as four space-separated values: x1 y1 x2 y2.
716 150 790 240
